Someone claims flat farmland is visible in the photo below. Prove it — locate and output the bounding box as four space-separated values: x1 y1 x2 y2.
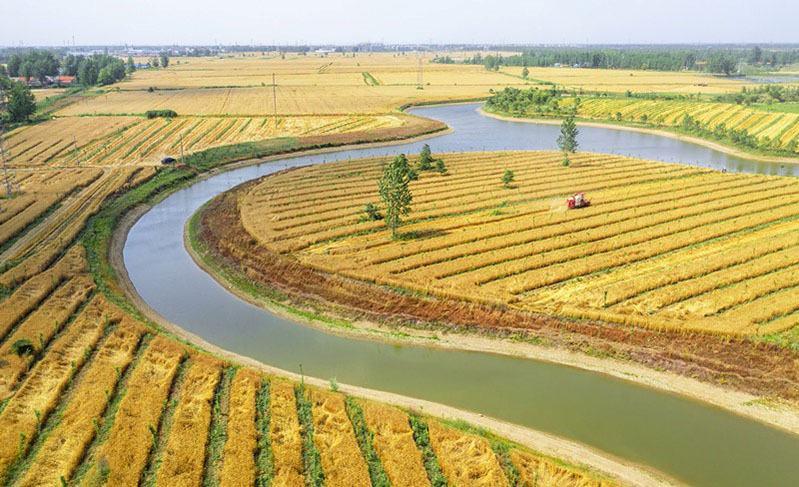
501 66 750 94
569 98 799 151
5 114 406 167
0 162 609 487
109 52 527 90
57 84 514 116
239 150 799 336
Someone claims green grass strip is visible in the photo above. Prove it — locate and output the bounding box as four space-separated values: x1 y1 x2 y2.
255 379 274 487
203 366 236 487
344 397 390 486
294 383 325 487
408 413 447 487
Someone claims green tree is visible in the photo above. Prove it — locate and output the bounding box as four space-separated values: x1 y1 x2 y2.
501 169 515 187
557 115 579 166
4 80 37 123
127 56 136 74
521 66 529 78
7 54 22 77
160 54 170 69
0 64 6 77
97 67 115 86
418 143 434 171
378 154 414 237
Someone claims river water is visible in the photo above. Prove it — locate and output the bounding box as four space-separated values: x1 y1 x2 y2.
124 103 799 487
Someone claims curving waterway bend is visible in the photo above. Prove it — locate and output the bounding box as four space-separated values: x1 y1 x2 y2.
124 104 799 487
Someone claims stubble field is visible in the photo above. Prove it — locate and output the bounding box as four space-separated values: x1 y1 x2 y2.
239 150 799 336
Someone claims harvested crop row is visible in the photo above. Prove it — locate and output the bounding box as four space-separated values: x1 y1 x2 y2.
238 151 799 334
261 155 655 219
575 98 799 150
361 401 431 487
258 164 698 252
0 168 102 246
0 275 94 400
0 295 110 482
270 380 305 486
155 354 223 487
614 234 799 314
85 336 185 486
17 319 144 487
375 178 791 276
310 389 370 487
0 169 133 288
570 223 799 309
426 421 508 487
263 155 647 226
463 193 799 292
314 171 746 264
219 369 262 487
0 245 85 339
510 449 607 487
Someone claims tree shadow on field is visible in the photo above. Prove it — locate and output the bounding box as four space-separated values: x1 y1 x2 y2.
394 228 448 241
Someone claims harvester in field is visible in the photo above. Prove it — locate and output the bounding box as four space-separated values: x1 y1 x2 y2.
566 192 590 209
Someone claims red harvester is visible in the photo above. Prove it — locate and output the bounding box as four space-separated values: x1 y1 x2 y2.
566 192 590 209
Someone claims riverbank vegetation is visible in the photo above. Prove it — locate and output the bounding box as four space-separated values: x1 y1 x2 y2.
484 86 799 157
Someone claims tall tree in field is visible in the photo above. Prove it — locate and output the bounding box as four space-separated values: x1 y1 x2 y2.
521 66 529 78
3 80 36 123
160 54 170 69
378 154 414 237
557 115 579 166
127 57 136 74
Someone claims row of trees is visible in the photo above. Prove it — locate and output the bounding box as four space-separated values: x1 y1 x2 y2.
715 84 799 105
5 50 170 87
434 46 799 75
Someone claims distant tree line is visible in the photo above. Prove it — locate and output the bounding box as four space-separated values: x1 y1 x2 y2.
4 49 172 87
433 47 799 75
62 53 127 85
715 84 799 105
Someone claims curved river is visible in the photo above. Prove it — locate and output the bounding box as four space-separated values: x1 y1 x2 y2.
124 104 799 487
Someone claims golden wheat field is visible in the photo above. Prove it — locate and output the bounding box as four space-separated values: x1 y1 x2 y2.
240 150 799 336
4 114 405 166
0 149 609 487
564 98 799 150
501 66 750 94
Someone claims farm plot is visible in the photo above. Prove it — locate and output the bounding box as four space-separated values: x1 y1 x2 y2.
3 117 140 166
574 98 799 151
56 114 404 166
0 238 611 486
238 150 799 335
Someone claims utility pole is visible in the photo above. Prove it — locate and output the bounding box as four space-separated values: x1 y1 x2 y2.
179 131 185 163
72 137 80 165
272 73 277 120
416 51 424 89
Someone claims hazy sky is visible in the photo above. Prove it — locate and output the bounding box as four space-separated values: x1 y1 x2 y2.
4 0 798 47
